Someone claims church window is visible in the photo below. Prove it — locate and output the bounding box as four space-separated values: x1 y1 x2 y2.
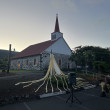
52 35 56 40
18 61 20 67
58 59 62 66
67 63 70 69
26 60 28 65
34 59 37 65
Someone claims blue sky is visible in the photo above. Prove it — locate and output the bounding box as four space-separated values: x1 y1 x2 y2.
0 0 110 51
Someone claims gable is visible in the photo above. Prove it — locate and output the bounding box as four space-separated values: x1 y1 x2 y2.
45 37 72 55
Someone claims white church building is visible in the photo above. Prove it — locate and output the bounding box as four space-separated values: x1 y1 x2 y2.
11 15 75 70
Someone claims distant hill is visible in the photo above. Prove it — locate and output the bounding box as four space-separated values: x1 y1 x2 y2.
0 49 19 60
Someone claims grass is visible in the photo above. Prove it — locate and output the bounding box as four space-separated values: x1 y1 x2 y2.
0 69 45 73
0 69 109 79
63 70 101 79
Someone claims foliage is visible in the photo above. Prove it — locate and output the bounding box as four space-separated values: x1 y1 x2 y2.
0 57 8 70
0 49 19 72
0 49 18 60
93 61 109 73
69 46 110 74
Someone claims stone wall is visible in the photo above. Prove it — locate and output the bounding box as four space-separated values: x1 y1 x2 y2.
41 51 75 70
11 52 75 70
11 55 41 70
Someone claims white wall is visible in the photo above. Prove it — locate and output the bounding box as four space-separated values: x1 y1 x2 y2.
51 32 63 41
45 37 72 55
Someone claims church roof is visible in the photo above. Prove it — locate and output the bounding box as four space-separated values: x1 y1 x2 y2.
12 40 57 59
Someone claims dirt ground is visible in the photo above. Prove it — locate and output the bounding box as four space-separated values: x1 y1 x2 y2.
0 72 45 98
0 71 101 106
0 72 99 100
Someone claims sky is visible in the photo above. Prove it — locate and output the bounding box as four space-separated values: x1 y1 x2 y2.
0 0 110 52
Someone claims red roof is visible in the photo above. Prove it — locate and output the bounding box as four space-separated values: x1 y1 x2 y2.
13 40 57 59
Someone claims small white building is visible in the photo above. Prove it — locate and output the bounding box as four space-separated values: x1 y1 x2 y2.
11 15 75 70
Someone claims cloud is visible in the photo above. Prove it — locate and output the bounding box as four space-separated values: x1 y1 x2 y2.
49 0 77 11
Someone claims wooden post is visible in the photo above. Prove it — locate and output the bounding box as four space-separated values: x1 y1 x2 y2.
40 54 42 70
7 44 11 73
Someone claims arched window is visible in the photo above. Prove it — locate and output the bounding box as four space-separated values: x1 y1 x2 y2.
58 59 62 66
34 59 37 65
26 59 28 65
67 63 70 69
18 61 20 67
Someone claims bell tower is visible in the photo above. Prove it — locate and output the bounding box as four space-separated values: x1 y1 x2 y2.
51 14 63 41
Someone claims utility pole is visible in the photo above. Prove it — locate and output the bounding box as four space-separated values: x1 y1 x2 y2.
7 44 11 73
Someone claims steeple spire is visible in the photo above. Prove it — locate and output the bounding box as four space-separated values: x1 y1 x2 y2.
51 14 63 41
54 14 60 32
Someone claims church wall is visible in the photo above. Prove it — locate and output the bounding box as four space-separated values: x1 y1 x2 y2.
41 52 50 70
53 53 75 70
11 52 75 70
51 32 63 41
45 38 72 55
11 55 41 70
41 51 75 70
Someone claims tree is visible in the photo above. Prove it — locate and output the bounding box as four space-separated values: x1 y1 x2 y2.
93 61 109 78
70 46 110 74
0 57 8 72
69 46 83 71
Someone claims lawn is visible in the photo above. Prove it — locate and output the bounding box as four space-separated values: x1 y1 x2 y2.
0 69 45 73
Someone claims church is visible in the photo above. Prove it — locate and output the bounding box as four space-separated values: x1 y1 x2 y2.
11 15 75 70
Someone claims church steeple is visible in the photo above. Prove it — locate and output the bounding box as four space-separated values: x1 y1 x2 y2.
54 14 60 32
51 14 63 41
